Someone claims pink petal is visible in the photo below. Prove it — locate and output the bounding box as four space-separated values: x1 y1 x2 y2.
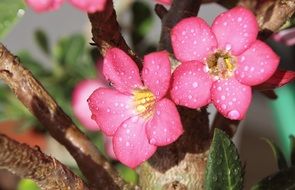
211 78 252 120
26 0 63 12
103 48 142 94
272 27 295 46
171 61 213 108
171 17 217 62
88 88 134 136
235 40 280 86
72 79 107 131
103 135 116 160
69 0 107 12
155 0 172 5
212 6 258 55
255 69 295 90
113 116 157 168
142 51 171 100
146 98 183 146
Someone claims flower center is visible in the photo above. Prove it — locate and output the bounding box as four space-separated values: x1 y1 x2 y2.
133 88 156 119
206 50 237 79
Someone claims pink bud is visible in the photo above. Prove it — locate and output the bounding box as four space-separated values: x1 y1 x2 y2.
72 79 106 131
155 0 172 5
68 0 107 13
103 135 116 160
26 0 63 12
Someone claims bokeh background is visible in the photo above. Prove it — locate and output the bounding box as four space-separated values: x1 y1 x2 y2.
1 0 295 189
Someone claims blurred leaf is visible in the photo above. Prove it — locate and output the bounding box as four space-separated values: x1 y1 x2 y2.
54 34 86 66
34 29 50 55
17 51 49 76
0 0 25 38
251 166 295 190
116 164 138 184
205 128 243 190
17 179 40 190
262 138 288 170
291 135 295 166
131 1 153 46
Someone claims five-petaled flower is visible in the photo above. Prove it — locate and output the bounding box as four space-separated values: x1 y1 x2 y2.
26 0 107 13
170 6 280 120
88 48 183 168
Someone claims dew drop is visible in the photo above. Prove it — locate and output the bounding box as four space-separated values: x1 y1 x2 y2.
228 110 240 120
192 82 199 88
17 9 25 17
149 138 156 144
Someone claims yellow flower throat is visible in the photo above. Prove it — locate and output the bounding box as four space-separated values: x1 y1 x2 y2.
133 88 156 119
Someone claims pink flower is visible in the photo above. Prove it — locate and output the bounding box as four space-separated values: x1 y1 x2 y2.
156 0 172 5
69 0 107 13
26 0 63 12
170 7 279 120
26 0 106 13
272 27 295 46
88 48 183 168
72 79 106 131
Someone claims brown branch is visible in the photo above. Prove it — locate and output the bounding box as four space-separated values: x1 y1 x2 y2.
88 0 142 69
0 134 89 190
155 4 168 19
0 44 128 190
210 112 240 138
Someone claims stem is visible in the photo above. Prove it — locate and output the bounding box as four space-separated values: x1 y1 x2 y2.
0 44 128 190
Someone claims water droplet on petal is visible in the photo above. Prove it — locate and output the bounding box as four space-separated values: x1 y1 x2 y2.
149 138 156 144
228 110 240 120
192 82 199 88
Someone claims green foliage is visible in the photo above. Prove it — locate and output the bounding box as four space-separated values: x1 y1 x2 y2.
251 166 295 190
34 29 50 55
205 129 243 190
131 1 155 56
262 138 288 170
17 179 40 190
116 164 138 185
0 31 96 130
0 0 25 38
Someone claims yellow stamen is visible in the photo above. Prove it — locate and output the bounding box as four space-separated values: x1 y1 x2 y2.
133 88 156 119
206 50 236 79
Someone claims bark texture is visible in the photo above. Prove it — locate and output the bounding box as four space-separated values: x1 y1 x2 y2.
0 134 89 190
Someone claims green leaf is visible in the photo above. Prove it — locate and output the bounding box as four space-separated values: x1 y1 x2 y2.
34 29 50 55
17 179 40 190
262 138 288 170
205 128 243 190
0 0 25 38
116 164 138 184
290 135 295 166
251 166 295 190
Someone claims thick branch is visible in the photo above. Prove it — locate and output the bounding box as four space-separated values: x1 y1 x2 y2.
0 134 89 190
88 0 142 69
0 44 127 190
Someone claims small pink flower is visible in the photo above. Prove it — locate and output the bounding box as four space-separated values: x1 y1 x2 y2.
72 79 107 131
26 0 106 13
88 48 183 168
170 7 279 120
272 27 295 46
156 0 172 5
26 0 63 12
69 0 107 13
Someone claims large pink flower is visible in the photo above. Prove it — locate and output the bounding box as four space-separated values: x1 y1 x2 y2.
170 7 279 120
156 0 172 5
26 0 63 12
88 48 183 168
